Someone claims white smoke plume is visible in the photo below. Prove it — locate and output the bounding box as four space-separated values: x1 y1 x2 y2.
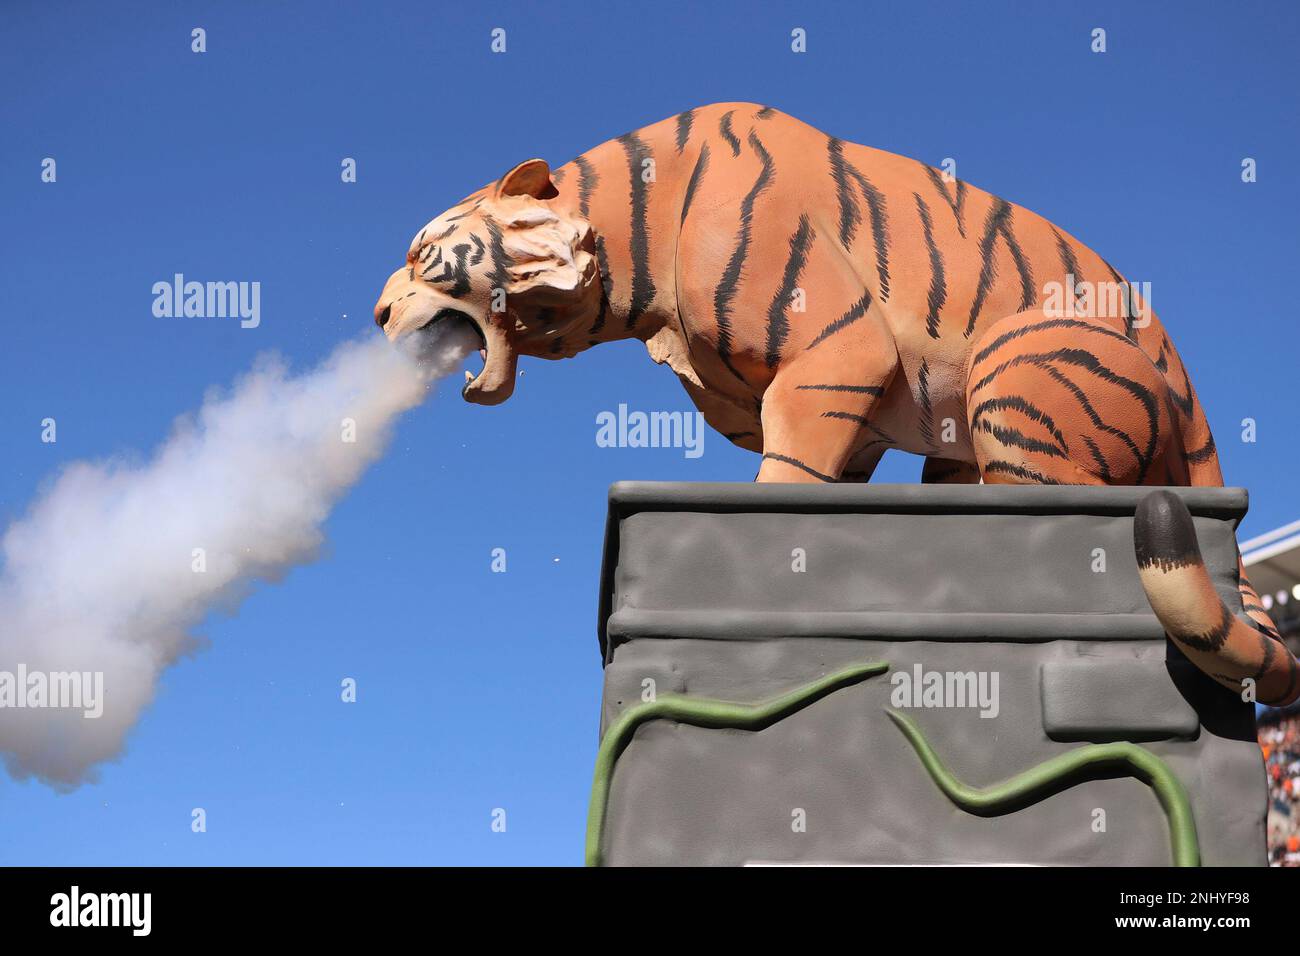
0 323 480 787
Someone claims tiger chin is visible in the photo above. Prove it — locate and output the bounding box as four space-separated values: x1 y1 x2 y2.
372 102 1296 704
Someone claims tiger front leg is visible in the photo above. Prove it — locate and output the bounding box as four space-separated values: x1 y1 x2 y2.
756 341 899 483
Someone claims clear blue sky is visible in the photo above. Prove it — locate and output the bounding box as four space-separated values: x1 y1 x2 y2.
1 0 1296 864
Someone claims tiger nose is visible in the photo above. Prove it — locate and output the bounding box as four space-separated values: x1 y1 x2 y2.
375 303 392 328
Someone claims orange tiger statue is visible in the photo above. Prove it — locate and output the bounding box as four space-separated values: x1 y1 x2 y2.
374 102 1296 706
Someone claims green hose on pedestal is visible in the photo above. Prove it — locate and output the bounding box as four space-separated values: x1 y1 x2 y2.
585 662 1201 867
886 709 1200 867
585 661 890 867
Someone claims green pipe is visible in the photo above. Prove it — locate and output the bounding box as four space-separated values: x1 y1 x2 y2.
585 661 890 867
584 661 1200 867
885 709 1200 866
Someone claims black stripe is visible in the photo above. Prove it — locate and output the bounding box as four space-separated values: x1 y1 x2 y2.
619 132 657 330
829 138 890 299
822 410 871 426
1263 651 1300 706
972 317 1135 367
446 243 472 297
806 293 872 350
719 111 741 156
484 216 513 293
969 395 1069 454
973 420 1070 460
444 198 484 223
680 142 710 225
981 461 1063 485
1101 258 1136 340
420 246 444 272
421 261 451 286
1178 603 1234 653
1252 617 1282 640
965 198 1014 337
724 431 755 440
918 358 934 448
845 163 891 301
1184 434 1217 464
762 453 835 482
795 383 885 395
822 411 894 444
921 164 967 238
914 193 947 338
1256 623 1283 641
1081 434 1113 482
1050 226 1085 309
713 130 775 380
1168 359 1196 417
765 215 816 368
589 234 612 336
755 105 775 119
828 138 862 247
998 209 1036 312
1253 631 1279 683
574 154 598 217
675 109 694 154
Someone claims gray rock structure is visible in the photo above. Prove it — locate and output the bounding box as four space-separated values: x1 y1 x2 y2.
591 482 1267 866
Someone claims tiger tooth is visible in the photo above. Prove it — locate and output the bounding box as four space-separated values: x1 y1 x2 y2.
465 370 474 384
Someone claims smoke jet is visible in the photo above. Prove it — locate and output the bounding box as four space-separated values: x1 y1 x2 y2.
0 323 479 787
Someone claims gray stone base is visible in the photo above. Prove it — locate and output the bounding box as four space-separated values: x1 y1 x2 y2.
593 483 1267 866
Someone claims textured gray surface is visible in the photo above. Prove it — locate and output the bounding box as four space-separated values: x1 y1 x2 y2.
595 482 1267 866
1040 660 1201 740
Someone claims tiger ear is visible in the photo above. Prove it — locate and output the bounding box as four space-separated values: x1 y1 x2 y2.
497 159 557 200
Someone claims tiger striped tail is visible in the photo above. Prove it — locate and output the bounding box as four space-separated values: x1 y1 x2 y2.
1134 490 1299 706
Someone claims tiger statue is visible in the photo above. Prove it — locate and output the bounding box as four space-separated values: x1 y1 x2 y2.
373 102 1296 706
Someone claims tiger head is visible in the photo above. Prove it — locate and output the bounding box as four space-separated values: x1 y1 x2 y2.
373 159 601 405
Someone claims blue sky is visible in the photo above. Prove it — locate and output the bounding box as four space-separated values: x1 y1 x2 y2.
1 0 1297 864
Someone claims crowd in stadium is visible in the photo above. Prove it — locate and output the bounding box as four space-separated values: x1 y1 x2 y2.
1259 711 1300 865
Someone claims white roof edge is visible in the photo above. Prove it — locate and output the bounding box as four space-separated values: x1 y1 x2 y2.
1241 517 1300 553
1243 531 1300 566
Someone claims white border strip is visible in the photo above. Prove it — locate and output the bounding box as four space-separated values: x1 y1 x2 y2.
1243 530 1300 566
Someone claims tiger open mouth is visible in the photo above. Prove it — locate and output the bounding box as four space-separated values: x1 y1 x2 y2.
414 308 488 384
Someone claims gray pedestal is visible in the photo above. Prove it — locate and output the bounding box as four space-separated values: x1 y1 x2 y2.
592 482 1266 866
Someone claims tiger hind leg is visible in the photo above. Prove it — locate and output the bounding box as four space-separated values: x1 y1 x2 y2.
964 308 1182 486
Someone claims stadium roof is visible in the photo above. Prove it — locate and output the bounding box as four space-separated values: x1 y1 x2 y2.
1242 518 1300 608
